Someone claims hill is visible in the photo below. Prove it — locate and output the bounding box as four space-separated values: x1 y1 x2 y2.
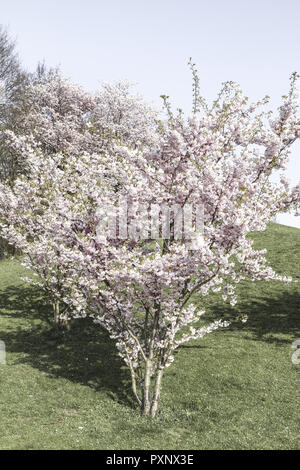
0 223 299 449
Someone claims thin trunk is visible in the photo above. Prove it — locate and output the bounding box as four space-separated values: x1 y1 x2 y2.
131 373 142 406
141 359 152 416
141 306 161 416
150 368 163 417
127 355 142 406
53 300 60 324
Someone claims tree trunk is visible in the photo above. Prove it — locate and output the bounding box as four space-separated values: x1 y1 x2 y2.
150 368 163 417
127 356 142 406
53 300 60 324
141 359 152 416
139 364 164 417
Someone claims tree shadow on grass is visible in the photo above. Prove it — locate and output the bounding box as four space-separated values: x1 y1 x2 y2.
0 284 53 322
0 284 134 408
1 282 299 407
202 288 300 345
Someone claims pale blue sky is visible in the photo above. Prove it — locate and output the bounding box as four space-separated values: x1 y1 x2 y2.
1 0 300 227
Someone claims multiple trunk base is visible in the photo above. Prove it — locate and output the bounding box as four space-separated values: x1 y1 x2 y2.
53 302 164 417
137 361 164 417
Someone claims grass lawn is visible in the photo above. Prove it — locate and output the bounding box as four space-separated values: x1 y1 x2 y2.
0 222 299 450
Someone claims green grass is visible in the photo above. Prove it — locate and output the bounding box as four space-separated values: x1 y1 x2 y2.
0 222 299 449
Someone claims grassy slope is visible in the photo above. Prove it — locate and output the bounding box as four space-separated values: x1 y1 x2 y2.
0 223 299 450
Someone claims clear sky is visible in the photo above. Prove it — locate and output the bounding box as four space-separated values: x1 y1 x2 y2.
1 0 300 227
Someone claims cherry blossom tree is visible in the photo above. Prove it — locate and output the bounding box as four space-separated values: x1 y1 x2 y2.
3 73 160 179
0 72 159 320
0 69 300 416
92 80 159 149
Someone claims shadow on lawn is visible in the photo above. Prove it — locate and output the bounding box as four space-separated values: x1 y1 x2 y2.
0 284 52 322
204 288 300 345
0 284 134 408
1 282 299 406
